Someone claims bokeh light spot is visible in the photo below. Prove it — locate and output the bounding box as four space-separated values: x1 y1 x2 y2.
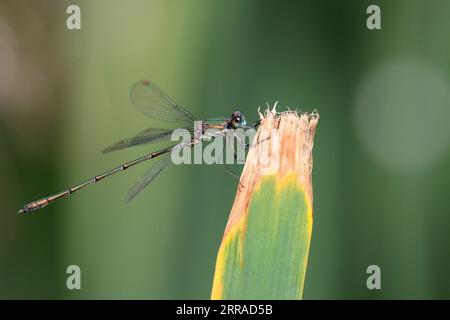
354 58 450 172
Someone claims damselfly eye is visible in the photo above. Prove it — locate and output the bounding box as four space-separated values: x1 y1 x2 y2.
230 119 239 129
230 110 246 129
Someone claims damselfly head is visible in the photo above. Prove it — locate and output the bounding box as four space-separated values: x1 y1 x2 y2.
230 110 247 129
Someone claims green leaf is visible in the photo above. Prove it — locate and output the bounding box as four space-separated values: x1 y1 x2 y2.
212 174 312 299
211 111 319 300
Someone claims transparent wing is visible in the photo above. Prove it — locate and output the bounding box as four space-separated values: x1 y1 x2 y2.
125 155 172 202
130 80 196 123
205 117 228 123
133 127 173 138
102 128 174 154
102 127 194 153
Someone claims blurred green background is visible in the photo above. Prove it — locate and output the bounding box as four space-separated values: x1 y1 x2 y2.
1 0 450 299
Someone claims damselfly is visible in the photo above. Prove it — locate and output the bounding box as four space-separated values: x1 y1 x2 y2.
18 80 260 214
